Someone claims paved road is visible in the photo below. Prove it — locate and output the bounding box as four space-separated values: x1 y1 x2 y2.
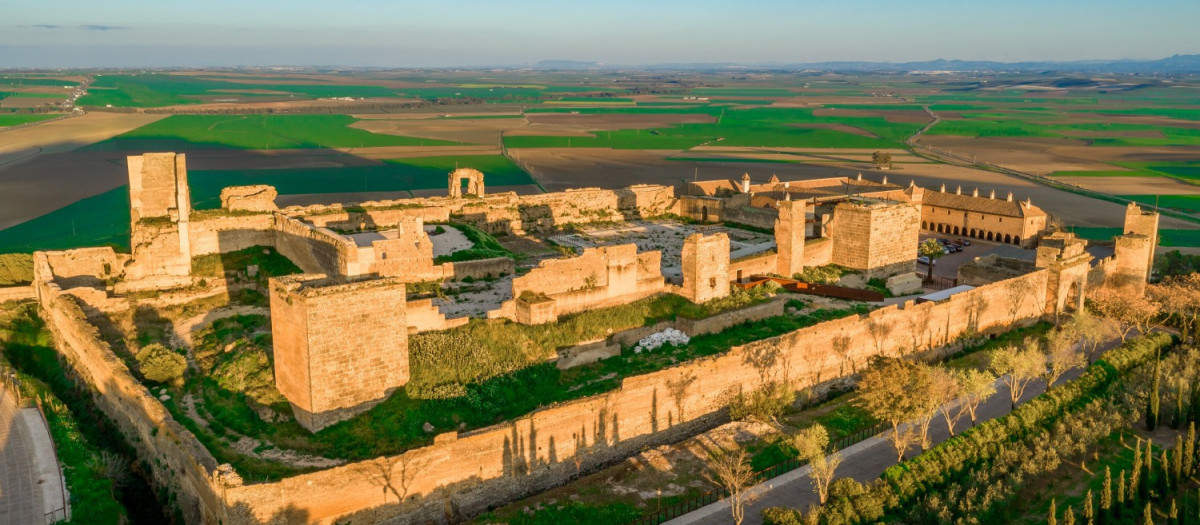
0 389 66 524
670 340 1115 525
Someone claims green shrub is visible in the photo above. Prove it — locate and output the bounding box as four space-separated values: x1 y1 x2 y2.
730 381 796 423
135 343 186 385
794 264 853 284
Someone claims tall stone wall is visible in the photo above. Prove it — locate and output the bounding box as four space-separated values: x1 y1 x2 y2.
681 233 731 303
830 200 919 278
188 213 277 256
273 213 364 277
728 251 778 282
31 253 230 524
219 269 1048 524
270 275 410 432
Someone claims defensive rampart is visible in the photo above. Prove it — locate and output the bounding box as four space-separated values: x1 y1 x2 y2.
215 269 1047 524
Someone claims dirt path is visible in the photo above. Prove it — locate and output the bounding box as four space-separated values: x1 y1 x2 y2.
171 304 268 349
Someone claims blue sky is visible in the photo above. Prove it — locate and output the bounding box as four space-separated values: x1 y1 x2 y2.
2 0 1197 67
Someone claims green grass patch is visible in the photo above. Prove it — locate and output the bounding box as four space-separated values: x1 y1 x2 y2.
1071 227 1200 247
0 113 59 126
89 114 458 151
0 253 33 285
433 223 512 264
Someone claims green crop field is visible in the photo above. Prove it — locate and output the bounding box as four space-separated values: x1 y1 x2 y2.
1071 226 1200 248
506 106 921 150
0 77 78 88
0 114 60 127
1120 194 1200 214
0 155 534 254
1048 169 1159 177
76 74 406 107
87 114 458 151
0 92 66 100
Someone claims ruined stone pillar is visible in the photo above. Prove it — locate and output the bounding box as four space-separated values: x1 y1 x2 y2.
775 200 806 278
681 233 731 303
1123 202 1160 280
125 153 193 281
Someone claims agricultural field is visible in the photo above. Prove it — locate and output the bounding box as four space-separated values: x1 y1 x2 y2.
0 113 59 126
1 69 1199 255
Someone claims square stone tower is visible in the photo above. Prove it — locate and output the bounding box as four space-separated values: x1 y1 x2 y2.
829 200 920 278
1123 202 1160 276
125 153 192 280
681 233 730 303
774 200 806 278
270 275 409 432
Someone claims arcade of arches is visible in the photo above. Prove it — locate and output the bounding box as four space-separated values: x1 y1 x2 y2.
923 220 1022 246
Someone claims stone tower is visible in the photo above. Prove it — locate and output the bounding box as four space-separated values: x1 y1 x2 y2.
829 200 920 278
775 200 806 278
270 275 410 432
125 153 192 281
681 233 730 303
1123 202 1160 278
1035 232 1093 319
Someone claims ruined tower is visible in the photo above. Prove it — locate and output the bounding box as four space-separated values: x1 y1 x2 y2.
774 200 806 278
448 168 485 198
1036 232 1093 318
270 275 410 432
681 233 731 303
1122 202 1160 280
125 153 192 282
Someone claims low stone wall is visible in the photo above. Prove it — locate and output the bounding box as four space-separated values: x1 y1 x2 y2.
0 285 34 303
678 297 787 336
449 257 515 280
406 299 469 334
189 213 277 256
556 339 621 369
273 213 363 276
723 205 778 230
729 251 777 282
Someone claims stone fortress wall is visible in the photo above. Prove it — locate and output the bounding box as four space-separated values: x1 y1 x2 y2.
20 153 1162 524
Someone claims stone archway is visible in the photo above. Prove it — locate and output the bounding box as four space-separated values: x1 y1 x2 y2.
986 231 994 241
953 226 960 235
1066 281 1082 312
448 168 485 198
922 221 927 230
702 206 709 222
969 228 976 238
1004 234 1012 244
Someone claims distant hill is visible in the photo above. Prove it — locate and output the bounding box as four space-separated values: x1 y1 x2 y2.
530 55 1200 74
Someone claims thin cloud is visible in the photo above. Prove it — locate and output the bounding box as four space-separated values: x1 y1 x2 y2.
19 24 128 31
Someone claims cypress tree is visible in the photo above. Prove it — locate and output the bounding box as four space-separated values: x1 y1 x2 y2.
1170 498 1179 525
1174 435 1184 486
1118 470 1127 519
1143 502 1152 525
1049 498 1058 525
1149 355 1162 431
1064 506 1076 525
1102 466 1113 516
1085 490 1095 525
1134 439 1145 502
1160 450 1172 496
1187 422 1196 477
1175 378 1186 430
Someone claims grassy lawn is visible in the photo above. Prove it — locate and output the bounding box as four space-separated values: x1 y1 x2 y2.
88 114 458 150
0 113 59 126
0 186 130 254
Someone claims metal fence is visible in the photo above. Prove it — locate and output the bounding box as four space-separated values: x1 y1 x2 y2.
923 275 958 291
624 421 888 525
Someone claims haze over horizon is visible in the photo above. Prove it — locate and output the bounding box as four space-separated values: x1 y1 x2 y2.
3 0 1199 68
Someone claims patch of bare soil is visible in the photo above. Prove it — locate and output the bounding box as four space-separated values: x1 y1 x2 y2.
1052 129 1166 139
337 145 500 159
350 117 529 145
525 113 717 130
150 97 421 113
1055 176 1200 195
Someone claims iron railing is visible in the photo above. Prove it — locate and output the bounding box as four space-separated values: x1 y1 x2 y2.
624 421 888 525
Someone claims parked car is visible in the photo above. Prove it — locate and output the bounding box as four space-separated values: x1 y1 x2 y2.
955 238 971 246
918 256 936 266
